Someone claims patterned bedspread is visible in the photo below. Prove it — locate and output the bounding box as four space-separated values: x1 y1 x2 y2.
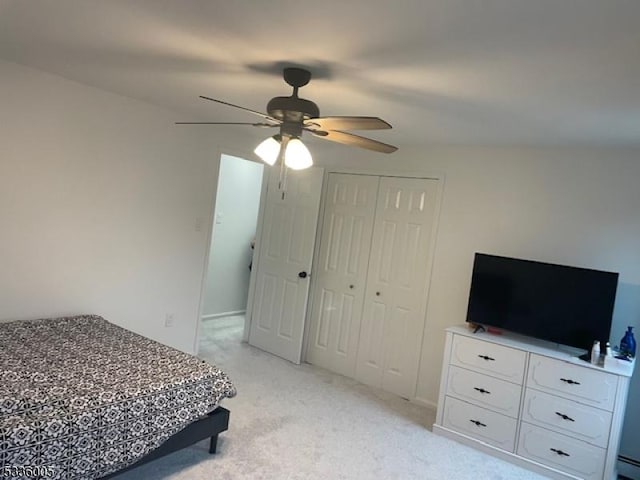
0 315 236 480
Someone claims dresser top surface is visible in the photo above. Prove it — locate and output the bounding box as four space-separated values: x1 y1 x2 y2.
447 325 635 378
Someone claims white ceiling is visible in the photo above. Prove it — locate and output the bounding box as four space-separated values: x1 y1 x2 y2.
1 0 639 148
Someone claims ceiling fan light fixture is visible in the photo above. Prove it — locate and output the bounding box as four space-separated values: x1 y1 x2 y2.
284 138 313 170
254 136 280 165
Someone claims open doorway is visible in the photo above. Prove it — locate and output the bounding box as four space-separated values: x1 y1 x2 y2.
199 153 264 351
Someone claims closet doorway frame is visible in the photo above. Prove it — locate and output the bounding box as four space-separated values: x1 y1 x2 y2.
301 166 445 408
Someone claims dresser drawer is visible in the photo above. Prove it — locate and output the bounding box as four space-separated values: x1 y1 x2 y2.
442 396 517 452
450 334 526 384
518 423 606 480
527 354 618 411
522 388 612 448
446 366 522 418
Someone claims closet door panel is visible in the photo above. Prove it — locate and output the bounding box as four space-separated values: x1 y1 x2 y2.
356 177 439 398
353 298 388 387
306 174 379 377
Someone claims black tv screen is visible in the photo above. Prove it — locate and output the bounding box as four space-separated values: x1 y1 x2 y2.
465 253 619 351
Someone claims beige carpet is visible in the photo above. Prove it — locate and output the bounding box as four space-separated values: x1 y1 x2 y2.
112 315 548 479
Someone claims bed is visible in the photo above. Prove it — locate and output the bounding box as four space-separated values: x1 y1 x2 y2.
0 315 236 479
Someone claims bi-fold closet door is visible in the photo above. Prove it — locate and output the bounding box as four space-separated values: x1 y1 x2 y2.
306 172 439 399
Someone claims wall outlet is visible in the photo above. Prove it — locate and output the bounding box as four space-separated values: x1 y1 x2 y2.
165 313 175 327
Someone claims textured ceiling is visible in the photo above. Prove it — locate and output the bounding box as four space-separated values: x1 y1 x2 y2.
1 0 639 148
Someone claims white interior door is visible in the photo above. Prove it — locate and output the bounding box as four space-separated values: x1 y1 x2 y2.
306 173 379 377
355 176 439 398
248 167 323 363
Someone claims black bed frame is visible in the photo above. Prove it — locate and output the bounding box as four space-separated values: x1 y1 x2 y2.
101 407 230 479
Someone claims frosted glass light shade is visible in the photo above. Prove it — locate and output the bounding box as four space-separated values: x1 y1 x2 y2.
254 136 280 165
284 138 313 170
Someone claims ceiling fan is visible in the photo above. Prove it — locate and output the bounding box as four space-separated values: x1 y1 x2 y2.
176 67 397 172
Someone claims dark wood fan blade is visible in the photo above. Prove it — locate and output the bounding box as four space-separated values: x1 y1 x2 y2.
199 96 279 122
309 130 397 153
175 122 277 127
305 116 391 131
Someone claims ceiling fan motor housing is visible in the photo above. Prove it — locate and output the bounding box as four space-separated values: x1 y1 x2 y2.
267 96 320 122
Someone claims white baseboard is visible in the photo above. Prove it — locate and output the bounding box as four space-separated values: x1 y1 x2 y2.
412 396 438 410
201 310 246 321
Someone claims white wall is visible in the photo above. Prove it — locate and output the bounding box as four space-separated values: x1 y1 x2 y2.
0 59 248 354
203 154 263 317
315 144 640 460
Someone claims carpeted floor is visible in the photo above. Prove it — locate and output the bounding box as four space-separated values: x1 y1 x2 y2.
112 315 549 479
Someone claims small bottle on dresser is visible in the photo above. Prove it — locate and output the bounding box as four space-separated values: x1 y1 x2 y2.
604 341 614 367
591 340 600 365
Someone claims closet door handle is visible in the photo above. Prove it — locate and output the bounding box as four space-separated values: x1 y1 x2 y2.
298 271 309 279
375 291 381 296
349 285 355 289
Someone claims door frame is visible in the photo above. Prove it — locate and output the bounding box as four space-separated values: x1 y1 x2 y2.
302 166 446 407
193 145 267 355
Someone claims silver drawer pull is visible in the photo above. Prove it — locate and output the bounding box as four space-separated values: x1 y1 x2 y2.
560 378 581 385
469 419 487 427
477 354 495 361
473 387 491 394
555 411 575 422
550 448 570 457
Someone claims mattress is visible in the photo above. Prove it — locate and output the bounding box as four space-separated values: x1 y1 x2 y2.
0 315 236 479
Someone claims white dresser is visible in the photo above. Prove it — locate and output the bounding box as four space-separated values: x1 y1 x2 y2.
433 326 635 480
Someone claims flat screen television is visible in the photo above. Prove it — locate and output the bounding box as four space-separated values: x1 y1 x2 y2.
465 253 619 351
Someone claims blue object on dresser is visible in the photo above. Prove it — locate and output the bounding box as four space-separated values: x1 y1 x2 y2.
620 326 636 358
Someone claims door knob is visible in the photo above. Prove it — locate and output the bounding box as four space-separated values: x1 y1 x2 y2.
376 291 381 296
349 285 354 289
298 271 309 279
